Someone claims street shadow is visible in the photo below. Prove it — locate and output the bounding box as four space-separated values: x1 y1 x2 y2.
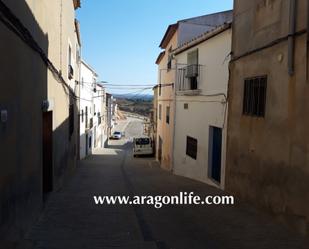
0 0 49 243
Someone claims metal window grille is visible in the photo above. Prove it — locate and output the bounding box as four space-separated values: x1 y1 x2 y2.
243 76 267 117
166 106 170 124
186 136 197 160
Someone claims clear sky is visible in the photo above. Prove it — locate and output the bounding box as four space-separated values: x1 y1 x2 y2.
76 0 233 95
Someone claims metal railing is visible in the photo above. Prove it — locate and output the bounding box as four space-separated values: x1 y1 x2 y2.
176 64 202 92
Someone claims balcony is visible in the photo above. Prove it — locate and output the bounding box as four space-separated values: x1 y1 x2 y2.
176 64 202 95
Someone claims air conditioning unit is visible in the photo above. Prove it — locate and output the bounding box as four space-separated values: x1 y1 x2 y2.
186 64 198 78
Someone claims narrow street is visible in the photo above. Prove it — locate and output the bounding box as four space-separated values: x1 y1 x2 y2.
26 119 308 249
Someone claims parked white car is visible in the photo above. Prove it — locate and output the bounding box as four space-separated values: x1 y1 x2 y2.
133 137 153 156
111 131 122 140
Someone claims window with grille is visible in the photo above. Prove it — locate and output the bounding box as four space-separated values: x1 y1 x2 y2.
243 76 267 117
166 106 170 124
186 136 197 160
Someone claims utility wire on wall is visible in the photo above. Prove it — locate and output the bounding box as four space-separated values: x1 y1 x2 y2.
0 0 77 101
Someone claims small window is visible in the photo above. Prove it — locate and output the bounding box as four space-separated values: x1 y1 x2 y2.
85 106 88 128
186 136 197 160
243 76 267 117
81 109 84 123
184 103 189 109
166 106 170 124
167 46 172 70
159 104 162 120
98 112 101 125
159 84 162 96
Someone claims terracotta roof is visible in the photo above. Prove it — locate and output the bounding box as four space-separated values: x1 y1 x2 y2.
159 23 178 49
173 22 232 55
155 51 165 65
73 0 81 10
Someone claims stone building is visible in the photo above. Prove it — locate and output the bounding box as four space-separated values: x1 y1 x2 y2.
226 0 309 235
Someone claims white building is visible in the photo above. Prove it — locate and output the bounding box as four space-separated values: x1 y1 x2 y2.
79 61 106 159
106 93 115 138
172 23 232 190
93 84 108 148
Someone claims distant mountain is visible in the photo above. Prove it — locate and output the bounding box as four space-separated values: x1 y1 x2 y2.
113 93 153 101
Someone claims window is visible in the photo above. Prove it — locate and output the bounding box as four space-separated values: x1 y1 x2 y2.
85 106 88 128
243 76 267 117
81 109 84 123
166 106 170 124
135 138 150 145
89 118 93 128
186 136 197 160
69 104 74 139
159 104 162 120
167 46 172 70
186 49 199 90
159 84 161 96
98 112 101 125
184 103 189 109
68 45 73 79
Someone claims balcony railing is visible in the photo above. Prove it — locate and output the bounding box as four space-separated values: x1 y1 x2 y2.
176 64 202 95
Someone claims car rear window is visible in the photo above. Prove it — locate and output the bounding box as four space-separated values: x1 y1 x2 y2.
114 132 121 135
135 138 150 145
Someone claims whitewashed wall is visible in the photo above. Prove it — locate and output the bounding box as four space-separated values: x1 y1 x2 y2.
173 29 231 189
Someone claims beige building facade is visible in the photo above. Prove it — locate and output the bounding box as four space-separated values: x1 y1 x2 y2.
226 0 309 235
0 0 81 240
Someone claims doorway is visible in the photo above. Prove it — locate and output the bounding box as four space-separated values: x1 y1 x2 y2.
42 111 53 198
208 126 222 183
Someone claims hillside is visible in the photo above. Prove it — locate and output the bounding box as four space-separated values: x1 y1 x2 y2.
116 97 153 117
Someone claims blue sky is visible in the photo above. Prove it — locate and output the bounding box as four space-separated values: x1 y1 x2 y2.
76 0 233 95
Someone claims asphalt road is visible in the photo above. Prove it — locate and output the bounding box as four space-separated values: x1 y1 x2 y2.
25 119 309 249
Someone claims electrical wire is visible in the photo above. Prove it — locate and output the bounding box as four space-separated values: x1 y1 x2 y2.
0 0 76 100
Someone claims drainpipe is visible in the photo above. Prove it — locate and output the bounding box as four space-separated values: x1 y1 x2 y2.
288 0 297 76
